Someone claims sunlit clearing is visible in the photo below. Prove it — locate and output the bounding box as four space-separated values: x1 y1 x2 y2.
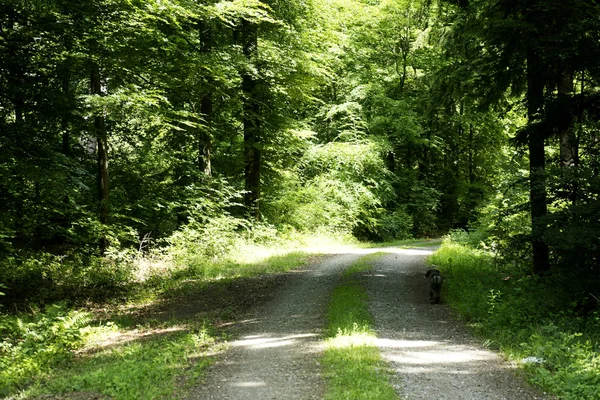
233 234 353 263
318 246 435 256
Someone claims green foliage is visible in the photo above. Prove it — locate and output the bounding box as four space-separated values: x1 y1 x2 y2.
28 325 216 400
0 304 91 396
430 239 600 399
168 215 247 267
524 323 600 400
322 344 399 400
0 251 135 305
272 140 400 240
326 282 372 338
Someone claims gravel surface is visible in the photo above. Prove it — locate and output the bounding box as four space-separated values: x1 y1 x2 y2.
186 252 367 400
364 248 553 400
187 246 553 400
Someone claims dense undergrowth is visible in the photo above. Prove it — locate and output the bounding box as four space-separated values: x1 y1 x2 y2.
429 232 600 400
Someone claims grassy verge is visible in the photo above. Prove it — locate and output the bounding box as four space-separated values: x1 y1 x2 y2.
429 240 600 400
23 320 220 399
322 254 400 400
0 242 321 399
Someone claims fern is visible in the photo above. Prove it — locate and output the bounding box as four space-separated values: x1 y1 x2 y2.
0 304 91 395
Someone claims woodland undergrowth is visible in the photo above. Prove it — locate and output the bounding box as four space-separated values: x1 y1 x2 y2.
0 227 351 398
429 232 600 400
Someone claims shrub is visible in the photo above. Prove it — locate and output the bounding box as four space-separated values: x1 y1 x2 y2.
0 304 91 395
0 251 135 305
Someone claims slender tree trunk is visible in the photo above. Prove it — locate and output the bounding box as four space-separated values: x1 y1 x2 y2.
199 94 213 177
418 129 431 180
558 72 579 204
14 91 25 244
468 123 474 184
58 72 71 244
62 73 70 155
240 19 261 220
91 65 110 253
558 73 577 167
527 46 550 275
198 21 213 177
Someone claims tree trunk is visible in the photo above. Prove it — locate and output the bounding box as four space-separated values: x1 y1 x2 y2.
558 72 579 204
198 21 213 177
558 73 577 167
199 94 213 177
527 46 550 275
240 19 261 220
468 123 474 184
91 65 110 253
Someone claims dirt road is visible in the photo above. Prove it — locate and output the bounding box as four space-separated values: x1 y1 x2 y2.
186 246 551 399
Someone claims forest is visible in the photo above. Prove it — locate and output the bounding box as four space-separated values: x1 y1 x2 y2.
1 0 600 398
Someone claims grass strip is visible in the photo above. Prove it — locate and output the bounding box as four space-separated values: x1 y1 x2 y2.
322 253 400 400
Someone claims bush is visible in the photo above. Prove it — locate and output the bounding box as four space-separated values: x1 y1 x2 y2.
0 251 135 305
0 304 91 395
270 140 395 238
166 215 248 276
374 207 413 242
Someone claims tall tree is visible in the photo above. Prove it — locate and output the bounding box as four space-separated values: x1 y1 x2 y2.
239 18 262 220
91 65 110 252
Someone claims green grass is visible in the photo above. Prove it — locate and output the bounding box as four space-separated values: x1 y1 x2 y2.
23 321 219 399
0 243 322 399
429 239 600 400
322 254 400 400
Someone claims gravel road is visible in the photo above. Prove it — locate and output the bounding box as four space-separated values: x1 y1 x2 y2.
186 246 552 400
363 248 552 400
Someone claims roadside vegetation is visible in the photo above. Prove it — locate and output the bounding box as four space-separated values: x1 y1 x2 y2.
322 254 399 400
0 232 334 398
430 232 600 400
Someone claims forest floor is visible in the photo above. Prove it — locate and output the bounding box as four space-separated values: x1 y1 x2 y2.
180 244 553 400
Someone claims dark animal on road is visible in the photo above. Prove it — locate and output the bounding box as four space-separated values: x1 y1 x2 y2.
425 268 443 304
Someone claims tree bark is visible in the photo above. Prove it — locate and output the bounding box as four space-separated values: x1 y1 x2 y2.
199 94 213 177
91 65 110 253
468 123 474 184
558 73 577 167
240 19 261 220
198 21 213 177
526 46 550 275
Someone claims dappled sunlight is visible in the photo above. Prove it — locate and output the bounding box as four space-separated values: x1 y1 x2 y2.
328 332 376 348
233 333 319 350
313 246 436 256
232 381 267 388
376 336 508 376
387 347 496 365
80 325 188 353
231 236 439 262
375 338 440 349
